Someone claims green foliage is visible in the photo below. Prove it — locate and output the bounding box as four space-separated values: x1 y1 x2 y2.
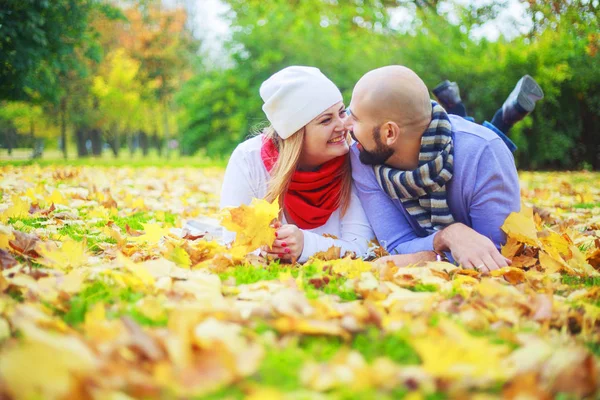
0 0 121 102
178 0 599 169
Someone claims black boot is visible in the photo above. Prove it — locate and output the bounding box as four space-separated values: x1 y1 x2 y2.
433 80 465 117
501 75 544 126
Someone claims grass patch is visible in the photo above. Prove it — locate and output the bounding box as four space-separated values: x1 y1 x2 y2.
9 217 48 229
408 283 438 292
571 202 600 210
250 343 307 390
61 280 150 326
586 341 600 357
561 275 600 287
218 262 298 285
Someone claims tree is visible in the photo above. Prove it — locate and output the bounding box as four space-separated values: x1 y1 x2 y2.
0 0 121 102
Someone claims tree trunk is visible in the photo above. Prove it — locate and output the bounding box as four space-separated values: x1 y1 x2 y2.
127 131 135 156
163 101 170 159
90 129 102 156
153 132 162 156
60 97 68 159
140 131 149 156
76 129 89 157
111 133 120 158
5 129 13 155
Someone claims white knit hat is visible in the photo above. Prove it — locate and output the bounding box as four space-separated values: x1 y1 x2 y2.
260 66 343 139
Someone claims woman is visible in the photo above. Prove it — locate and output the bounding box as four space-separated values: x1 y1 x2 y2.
220 66 375 263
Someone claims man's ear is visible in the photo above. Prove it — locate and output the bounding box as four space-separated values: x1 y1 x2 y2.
383 121 401 146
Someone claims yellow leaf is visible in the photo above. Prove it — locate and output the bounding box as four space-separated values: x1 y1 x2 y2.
129 222 166 244
0 226 13 250
46 189 67 205
117 252 156 286
0 323 97 400
567 245 599 276
221 197 279 252
501 236 523 259
167 246 191 269
0 195 29 223
501 205 539 247
538 230 572 261
411 319 510 382
137 296 166 321
36 239 87 270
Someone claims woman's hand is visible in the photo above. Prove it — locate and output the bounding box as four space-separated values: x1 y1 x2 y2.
264 224 305 261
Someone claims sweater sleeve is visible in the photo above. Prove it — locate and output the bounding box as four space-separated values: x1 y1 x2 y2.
219 145 260 244
353 170 438 254
469 139 521 249
350 149 437 254
298 185 375 263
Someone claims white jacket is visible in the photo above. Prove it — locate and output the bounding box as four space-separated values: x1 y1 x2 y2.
219 135 375 263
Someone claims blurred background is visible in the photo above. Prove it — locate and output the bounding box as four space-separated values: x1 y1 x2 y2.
0 0 598 169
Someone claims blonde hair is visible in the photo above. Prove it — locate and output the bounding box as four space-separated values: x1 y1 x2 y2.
258 125 352 217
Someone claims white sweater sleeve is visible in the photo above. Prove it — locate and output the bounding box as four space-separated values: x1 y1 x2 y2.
298 185 375 263
219 145 261 244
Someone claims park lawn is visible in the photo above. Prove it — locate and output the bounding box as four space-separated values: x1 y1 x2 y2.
0 165 599 399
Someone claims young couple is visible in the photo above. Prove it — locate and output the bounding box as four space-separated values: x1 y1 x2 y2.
220 65 544 272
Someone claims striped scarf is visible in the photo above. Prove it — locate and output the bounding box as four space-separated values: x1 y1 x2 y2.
373 101 455 233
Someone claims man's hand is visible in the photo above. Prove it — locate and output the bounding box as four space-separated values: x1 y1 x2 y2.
434 223 510 272
375 251 437 267
263 224 304 261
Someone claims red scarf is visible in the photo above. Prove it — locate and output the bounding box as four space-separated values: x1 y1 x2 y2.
260 135 345 229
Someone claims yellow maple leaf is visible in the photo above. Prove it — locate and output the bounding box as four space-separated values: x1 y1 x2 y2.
0 195 29 223
0 323 97 400
501 205 540 247
36 239 87 270
129 222 167 244
45 189 67 205
167 246 192 269
0 226 13 250
411 319 510 382
221 197 279 253
538 230 572 261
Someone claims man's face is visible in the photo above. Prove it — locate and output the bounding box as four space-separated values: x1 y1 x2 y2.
345 101 394 166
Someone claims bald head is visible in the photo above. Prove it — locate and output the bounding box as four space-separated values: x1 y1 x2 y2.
352 66 432 136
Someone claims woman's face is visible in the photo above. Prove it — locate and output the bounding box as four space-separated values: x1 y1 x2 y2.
297 101 349 170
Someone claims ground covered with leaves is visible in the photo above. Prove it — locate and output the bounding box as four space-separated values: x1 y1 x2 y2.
0 165 599 400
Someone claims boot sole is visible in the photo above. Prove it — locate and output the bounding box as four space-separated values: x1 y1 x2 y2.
517 75 544 112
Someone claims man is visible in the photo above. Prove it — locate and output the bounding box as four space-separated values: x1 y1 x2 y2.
346 65 521 272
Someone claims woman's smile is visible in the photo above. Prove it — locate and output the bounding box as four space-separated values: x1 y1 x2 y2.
327 131 347 145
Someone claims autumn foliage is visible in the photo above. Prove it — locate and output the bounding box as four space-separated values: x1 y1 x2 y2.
0 166 599 399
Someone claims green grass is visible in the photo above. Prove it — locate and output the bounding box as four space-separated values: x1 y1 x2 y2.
571 202 600 210
60 280 165 326
408 283 438 292
561 275 600 287
218 261 298 285
0 148 228 169
218 262 360 301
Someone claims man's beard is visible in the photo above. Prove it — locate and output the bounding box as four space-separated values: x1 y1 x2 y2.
357 126 394 166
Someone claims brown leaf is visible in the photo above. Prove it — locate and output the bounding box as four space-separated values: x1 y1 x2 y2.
183 232 205 241
41 203 56 216
586 248 600 270
0 249 17 269
9 230 40 258
122 317 165 361
501 236 524 259
312 245 341 261
511 255 538 269
126 224 144 237
502 372 552 400
490 267 526 284
531 293 553 321
28 203 41 215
